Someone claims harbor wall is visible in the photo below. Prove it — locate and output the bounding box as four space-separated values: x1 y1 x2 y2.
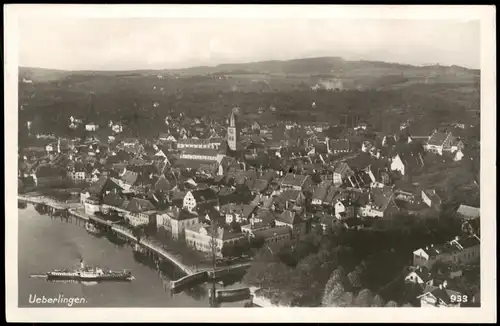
170 270 208 291
206 262 251 279
112 226 193 275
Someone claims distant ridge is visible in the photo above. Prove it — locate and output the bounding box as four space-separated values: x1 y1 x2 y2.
19 56 478 82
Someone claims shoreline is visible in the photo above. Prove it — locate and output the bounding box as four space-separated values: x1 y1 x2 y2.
18 194 251 284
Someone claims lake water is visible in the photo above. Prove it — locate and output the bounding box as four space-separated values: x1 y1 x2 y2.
18 204 246 307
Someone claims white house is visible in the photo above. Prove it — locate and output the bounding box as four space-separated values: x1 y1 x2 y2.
84 195 101 216
111 124 123 134
413 235 480 269
85 123 99 132
390 154 406 176
454 149 464 161
45 144 54 153
417 283 463 308
405 266 434 289
183 188 218 212
424 131 453 155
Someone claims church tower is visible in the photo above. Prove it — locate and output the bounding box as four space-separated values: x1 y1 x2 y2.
227 110 239 151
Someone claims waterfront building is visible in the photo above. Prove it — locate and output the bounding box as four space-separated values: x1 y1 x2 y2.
84 195 101 216
157 207 199 240
184 223 245 258
124 198 157 227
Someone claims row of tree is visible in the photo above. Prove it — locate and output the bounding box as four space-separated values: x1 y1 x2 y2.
242 213 465 307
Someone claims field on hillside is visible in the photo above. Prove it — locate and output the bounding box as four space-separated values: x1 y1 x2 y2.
18 59 480 141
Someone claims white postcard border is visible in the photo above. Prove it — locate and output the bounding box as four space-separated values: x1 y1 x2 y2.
4 4 496 323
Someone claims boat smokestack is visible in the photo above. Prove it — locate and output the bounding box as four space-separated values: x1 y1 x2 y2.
80 260 84 269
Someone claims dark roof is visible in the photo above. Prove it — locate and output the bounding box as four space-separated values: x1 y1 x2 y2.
102 192 125 207
126 198 156 213
427 131 450 146
345 153 374 171
180 147 219 157
276 189 304 203
121 170 138 186
312 181 333 201
420 285 462 306
35 164 62 178
277 210 303 225
87 176 122 197
281 173 310 187
454 235 480 249
256 209 276 224
411 266 433 283
154 174 173 192
253 226 290 239
329 138 350 151
165 207 198 221
370 186 395 212
456 205 480 219
173 158 216 169
324 186 341 204
251 179 269 193
190 188 218 202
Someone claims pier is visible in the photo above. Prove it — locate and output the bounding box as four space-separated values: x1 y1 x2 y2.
18 195 69 210
112 226 194 275
21 194 251 294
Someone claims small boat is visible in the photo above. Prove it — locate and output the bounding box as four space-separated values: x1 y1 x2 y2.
46 260 134 282
85 222 104 236
208 287 251 303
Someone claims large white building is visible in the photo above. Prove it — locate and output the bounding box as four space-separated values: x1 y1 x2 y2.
177 137 223 150
184 223 245 258
157 207 199 240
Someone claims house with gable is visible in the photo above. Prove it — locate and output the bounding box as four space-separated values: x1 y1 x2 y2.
413 235 481 269
421 189 443 211
118 169 139 191
275 209 306 237
358 186 399 219
405 265 435 290
424 131 454 155
157 207 199 240
125 197 157 228
184 223 245 258
280 173 312 191
332 162 354 186
456 205 480 220
417 282 464 307
389 150 425 177
183 188 218 212
311 180 334 205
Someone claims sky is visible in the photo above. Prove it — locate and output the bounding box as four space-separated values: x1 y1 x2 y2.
17 17 481 70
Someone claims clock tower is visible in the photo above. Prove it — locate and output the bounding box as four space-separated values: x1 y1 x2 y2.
227 110 239 151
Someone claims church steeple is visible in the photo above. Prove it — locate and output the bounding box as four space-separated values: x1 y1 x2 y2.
230 111 237 127
227 110 239 151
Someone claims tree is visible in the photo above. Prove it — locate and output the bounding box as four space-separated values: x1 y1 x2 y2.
385 300 398 307
323 282 346 307
353 289 374 307
347 269 363 290
322 267 346 306
335 292 355 307
230 220 242 233
371 294 385 307
249 236 265 249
